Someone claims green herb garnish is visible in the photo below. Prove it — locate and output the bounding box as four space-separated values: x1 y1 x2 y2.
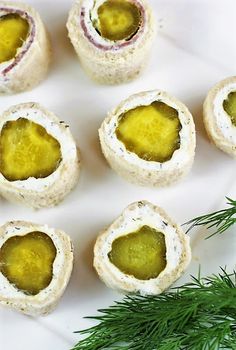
72 269 236 350
184 197 236 238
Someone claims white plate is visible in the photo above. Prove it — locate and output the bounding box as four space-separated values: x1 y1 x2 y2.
0 0 236 349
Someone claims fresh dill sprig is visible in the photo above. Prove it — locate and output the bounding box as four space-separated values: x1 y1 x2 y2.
72 269 236 350
184 197 236 238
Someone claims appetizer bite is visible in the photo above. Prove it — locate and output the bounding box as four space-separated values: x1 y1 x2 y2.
99 90 196 186
67 0 156 84
0 221 73 316
94 201 191 295
0 102 80 208
0 1 51 94
203 76 236 157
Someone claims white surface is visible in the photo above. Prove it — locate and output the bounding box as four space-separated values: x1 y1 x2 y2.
0 0 236 349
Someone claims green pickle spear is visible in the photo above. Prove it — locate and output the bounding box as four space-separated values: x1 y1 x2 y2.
116 101 182 163
223 91 236 126
109 225 167 280
0 14 29 63
0 232 57 295
0 118 62 181
96 0 141 41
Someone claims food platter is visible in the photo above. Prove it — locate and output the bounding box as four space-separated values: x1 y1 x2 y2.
0 0 235 349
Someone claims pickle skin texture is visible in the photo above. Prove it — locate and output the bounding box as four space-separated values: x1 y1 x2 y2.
0 232 56 295
223 91 236 126
96 0 141 41
108 225 167 280
0 14 29 64
116 101 182 163
0 118 62 181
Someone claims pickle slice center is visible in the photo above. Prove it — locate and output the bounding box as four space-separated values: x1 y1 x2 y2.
0 118 62 181
95 0 141 41
0 14 29 64
108 225 167 280
116 101 181 163
223 91 236 126
0 231 57 295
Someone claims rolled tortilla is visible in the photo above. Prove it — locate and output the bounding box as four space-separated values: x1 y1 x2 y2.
0 1 51 94
203 76 236 157
99 90 196 187
0 102 80 208
94 200 191 295
0 221 73 316
67 0 156 84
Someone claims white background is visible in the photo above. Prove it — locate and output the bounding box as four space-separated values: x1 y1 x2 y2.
0 0 236 349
